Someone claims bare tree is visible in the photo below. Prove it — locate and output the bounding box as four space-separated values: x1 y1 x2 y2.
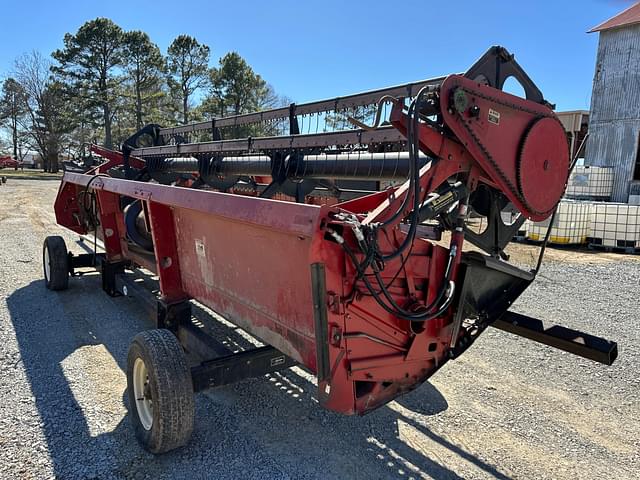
0 78 27 159
14 51 70 172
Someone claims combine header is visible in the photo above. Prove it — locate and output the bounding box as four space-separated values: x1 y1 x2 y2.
45 46 617 453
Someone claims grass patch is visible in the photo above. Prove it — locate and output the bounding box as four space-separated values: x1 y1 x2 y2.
0 169 63 180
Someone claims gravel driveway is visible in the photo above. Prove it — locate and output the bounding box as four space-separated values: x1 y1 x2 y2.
0 178 638 479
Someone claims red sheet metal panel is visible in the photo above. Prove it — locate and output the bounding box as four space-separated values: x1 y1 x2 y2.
61 173 318 238
172 200 325 368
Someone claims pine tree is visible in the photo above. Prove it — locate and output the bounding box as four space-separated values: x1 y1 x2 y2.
166 35 210 124
52 18 124 148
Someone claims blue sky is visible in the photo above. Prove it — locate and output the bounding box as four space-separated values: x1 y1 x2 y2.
0 0 634 111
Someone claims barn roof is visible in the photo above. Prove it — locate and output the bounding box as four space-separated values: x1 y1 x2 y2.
589 2 640 33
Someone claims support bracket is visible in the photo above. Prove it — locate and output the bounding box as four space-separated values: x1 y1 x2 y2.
157 299 191 331
101 260 128 296
191 346 296 392
492 311 618 366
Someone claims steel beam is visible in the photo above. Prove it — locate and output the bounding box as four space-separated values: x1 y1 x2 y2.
492 311 618 365
190 346 297 392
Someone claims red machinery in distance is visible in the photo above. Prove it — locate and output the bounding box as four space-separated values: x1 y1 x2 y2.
0 156 20 169
48 46 617 453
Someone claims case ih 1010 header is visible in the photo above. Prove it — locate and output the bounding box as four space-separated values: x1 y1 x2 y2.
45 46 617 453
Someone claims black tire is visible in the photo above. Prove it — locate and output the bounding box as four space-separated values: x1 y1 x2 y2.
127 329 195 454
124 200 154 251
43 235 69 291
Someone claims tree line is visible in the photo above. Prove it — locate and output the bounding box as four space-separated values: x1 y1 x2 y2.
0 18 285 172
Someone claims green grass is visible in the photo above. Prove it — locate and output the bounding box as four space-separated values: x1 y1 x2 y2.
0 169 63 180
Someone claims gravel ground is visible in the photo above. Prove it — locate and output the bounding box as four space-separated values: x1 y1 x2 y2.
0 178 638 479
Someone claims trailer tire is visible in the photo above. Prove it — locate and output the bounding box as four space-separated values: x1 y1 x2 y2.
43 235 69 291
127 329 194 454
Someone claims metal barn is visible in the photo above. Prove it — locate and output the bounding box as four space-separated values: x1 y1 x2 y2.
586 2 640 203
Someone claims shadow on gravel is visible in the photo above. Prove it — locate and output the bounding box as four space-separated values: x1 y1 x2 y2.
7 276 141 479
7 274 512 480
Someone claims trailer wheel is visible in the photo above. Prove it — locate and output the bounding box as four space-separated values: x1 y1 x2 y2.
127 329 194 454
43 235 69 291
